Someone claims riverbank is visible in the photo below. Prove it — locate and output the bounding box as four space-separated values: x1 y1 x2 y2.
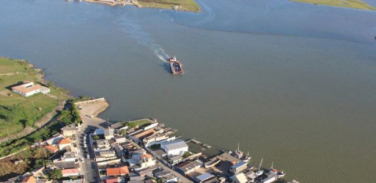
289 0 376 10
0 57 70 139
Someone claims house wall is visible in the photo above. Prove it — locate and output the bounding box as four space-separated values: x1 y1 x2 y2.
162 146 188 156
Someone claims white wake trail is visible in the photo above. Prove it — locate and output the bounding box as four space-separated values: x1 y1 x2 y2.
117 16 170 62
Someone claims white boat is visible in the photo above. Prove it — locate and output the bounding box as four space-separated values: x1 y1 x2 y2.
268 162 286 178
255 158 264 176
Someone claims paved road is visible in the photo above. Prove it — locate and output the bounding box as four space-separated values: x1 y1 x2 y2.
75 124 101 183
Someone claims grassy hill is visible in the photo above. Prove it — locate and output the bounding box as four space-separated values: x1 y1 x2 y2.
0 57 69 138
137 0 201 12
290 0 376 10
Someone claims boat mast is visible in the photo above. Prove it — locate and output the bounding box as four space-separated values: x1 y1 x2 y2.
237 143 240 151
259 158 263 170
271 161 274 169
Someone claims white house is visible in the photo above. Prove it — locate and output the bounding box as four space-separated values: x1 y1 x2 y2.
104 128 114 140
231 173 248 183
11 82 50 97
161 139 188 156
45 134 64 145
138 153 156 169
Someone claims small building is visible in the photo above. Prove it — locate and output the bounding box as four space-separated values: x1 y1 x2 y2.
44 145 58 153
137 167 154 177
230 173 248 183
104 128 114 140
61 124 77 137
169 155 183 165
143 133 169 147
11 82 50 97
131 129 155 141
177 159 203 175
138 153 156 169
58 138 72 150
196 173 215 183
45 134 64 145
106 166 129 177
53 161 78 169
230 161 248 174
61 168 80 177
99 150 116 157
20 175 37 183
161 139 188 157
94 139 111 151
62 152 76 162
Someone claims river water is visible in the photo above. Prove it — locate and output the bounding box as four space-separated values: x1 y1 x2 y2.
1 0 376 182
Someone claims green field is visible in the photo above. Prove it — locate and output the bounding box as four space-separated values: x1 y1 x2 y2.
290 0 376 10
0 57 69 138
137 0 201 12
127 118 153 128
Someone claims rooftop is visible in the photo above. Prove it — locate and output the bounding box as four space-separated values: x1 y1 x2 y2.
44 145 58 153
61 124 76 131
63 152 76 159
107 166 129 176
21 176 36 183
58 138 71 144
12 82 42 94
133 129 155 139
178 159 202 172
231 173 248 183
231 161 248 169
196 173 214 181
61 168 79 175
162 139 188 151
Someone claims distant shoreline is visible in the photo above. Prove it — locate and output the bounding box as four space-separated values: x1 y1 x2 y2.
289 0 376 11
70 0 201 13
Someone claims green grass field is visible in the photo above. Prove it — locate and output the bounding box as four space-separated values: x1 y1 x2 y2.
290 0 376 10
137 0 201 12
0 57 69 138
127 118 153 128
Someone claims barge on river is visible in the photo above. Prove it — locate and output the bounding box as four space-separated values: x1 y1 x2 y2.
167 56 184 75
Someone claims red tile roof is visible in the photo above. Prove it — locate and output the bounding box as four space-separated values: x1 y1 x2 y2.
106 166 129 176
106 178 119 183
62 168 80 175
44 145 58 153
58 138 71 144
21 176 36 183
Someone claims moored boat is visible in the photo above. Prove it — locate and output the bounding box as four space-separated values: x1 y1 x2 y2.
204 157 221 168
167 56 184 75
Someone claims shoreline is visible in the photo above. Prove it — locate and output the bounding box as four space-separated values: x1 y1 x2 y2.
69 0 201 13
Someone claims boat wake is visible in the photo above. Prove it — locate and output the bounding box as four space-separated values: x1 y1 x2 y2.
117 16 170 62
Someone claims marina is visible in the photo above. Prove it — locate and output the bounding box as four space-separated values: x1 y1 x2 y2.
1 0 376 181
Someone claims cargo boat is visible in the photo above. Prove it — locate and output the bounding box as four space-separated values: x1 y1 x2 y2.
167 56 184 75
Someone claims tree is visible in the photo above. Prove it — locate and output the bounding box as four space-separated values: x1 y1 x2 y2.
93 135 100 140
47 169 62 180
120 129 126 136
36 159 51 168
